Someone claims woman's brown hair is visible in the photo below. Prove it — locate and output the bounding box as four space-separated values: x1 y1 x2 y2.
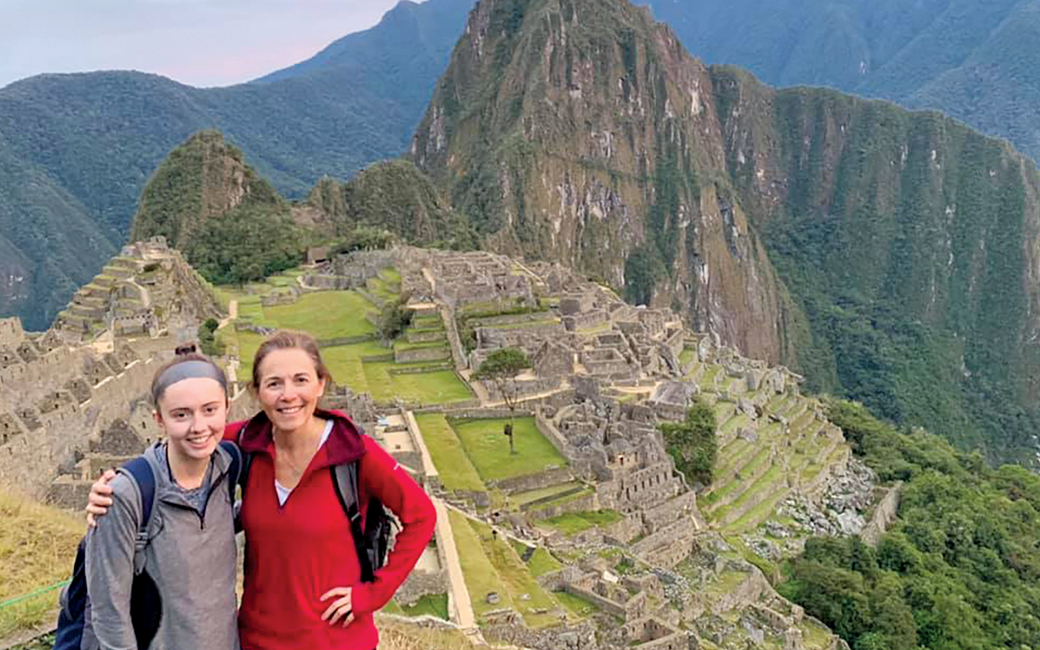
150 343 228 405
251 330 332 388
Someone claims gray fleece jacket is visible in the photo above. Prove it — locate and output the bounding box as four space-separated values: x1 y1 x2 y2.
84 442 239 650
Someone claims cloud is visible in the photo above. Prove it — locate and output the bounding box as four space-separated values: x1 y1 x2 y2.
0 0 407 88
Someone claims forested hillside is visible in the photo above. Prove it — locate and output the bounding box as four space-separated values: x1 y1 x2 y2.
782 401 1040 649
0 0 474 330
642 0 1040 164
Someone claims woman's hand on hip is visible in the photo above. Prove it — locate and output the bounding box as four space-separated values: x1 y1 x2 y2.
320 586 354 627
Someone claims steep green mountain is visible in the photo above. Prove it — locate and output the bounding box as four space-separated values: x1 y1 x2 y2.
131 132 303 285
641 0 1040 164
413 0 792 364
411 0 1040 465
0 0 474 330
306 160 477 249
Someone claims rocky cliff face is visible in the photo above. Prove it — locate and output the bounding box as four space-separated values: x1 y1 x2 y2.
412 0 1040 464
411 0 789 362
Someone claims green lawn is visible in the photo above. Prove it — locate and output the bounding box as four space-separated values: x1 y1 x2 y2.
262 292 376 340
447 417 566 482
414 414 485 492
401 593 449 620
511 481 585 506
449 510 505 619
554 590 599 618
467 517 563 628
527 547 562 577
540 510 622 536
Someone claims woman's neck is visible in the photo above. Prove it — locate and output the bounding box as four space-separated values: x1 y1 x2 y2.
167 446 209 490
273 415 324 452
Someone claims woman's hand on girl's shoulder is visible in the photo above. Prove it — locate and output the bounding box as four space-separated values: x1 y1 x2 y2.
85 469 117 527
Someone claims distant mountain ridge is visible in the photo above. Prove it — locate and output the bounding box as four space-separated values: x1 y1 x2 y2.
641 0 1040 164
0 0 474 330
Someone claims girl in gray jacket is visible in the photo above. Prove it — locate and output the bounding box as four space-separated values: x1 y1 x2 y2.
84 348 239 650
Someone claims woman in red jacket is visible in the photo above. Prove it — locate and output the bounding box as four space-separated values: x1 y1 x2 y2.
89 330 437 650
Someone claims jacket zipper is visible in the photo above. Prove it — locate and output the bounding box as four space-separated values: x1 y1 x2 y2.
162 466 230 530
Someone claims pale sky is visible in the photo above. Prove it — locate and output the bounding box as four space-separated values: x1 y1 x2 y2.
0 0 413 90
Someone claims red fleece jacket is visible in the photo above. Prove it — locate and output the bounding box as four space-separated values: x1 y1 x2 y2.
224 410 436 650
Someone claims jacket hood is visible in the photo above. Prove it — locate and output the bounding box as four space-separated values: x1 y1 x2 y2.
236 408 367 467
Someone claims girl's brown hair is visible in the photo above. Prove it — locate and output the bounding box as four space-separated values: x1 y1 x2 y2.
251 330 332 388
150 343 228 406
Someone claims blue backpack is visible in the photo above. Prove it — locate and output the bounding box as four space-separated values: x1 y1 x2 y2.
53 441 240 650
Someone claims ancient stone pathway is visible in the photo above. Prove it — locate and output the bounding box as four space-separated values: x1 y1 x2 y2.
432 498 478 633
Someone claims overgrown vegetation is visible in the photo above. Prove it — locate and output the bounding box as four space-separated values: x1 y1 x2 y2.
780 401 1040 650
659 398 718 486
198 317 224 357
377 294 415 344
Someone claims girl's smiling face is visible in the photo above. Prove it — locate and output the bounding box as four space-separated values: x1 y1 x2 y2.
154 377 228 462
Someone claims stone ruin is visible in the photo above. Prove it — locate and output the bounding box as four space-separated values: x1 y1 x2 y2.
52 236 223 344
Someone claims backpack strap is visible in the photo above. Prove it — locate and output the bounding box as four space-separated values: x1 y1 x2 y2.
218 440 241 502
120 457 156 575
330 462 375 583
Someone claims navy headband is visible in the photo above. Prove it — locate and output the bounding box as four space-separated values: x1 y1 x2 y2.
152 360 228 404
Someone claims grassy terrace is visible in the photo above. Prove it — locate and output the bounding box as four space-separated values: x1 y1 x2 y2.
540 510 622 536
511 481 585 506
414 413 485 492
217 270 471 404
449 511 563 628
447 417 567 482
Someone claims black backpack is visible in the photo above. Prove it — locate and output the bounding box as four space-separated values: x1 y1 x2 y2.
237 446 394 582
53 441 241 650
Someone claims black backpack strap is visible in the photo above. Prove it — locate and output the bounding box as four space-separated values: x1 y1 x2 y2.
330 462 375 583
120 457 156 575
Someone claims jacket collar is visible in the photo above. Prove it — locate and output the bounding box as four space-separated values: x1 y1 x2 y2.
237 408 367 466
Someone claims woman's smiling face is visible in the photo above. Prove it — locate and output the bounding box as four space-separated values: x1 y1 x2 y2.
255 347 327 432
154 377 228 462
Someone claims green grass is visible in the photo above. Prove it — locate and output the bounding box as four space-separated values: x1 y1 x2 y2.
378 267 402 285
447 417 566 482
414 414 485 492
466 517 562 628
262 292 376 339
449 510 507 619
679 346 698 366
394 339 448 352
401 593 449 620
554 590 599 617
511 481 585 506
527 547 562 577
540 510 622 536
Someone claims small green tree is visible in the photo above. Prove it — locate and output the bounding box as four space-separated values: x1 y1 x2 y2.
376 293 414 344
474 347 531 454
659 398 718 486
198 317 225 356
